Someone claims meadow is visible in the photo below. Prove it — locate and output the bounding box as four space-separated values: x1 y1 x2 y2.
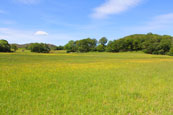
0 50 173 114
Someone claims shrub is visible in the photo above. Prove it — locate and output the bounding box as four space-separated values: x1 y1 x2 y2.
64 40 76 53
11 44 18 52
28 43 50 53
169 48 173 56
96 44 105 52
56 46 64 50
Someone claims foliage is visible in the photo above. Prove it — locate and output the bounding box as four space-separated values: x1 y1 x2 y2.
96 44 105 52
169 48 173 56
27 43 50 53
2 33 173 56
107 33 173 55
64 33 173 55
106 41 115 52
0 39 11 52
56 45 64 50
76 38 97 52
168 40 173 56
99 37 108 46
65 38 97 52
64 40 76 53
49 46 57 50
11 44 18 52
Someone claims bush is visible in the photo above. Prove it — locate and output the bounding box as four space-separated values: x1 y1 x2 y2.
64 40 76 53
64 38 97 53
11 44 18 52
96 44 105 52
28 43 50 53
56 46 64 50
0 39 11 52
169 48 173 56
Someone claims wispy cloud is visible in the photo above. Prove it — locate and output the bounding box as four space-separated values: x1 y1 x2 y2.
91 0 141 19
131 13 173 32
15 0 40 4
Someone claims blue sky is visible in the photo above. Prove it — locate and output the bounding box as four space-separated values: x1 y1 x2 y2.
0 0 173 45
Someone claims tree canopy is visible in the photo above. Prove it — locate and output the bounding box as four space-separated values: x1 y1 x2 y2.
56 46 64 50
99 37 108 46
0 39 11 52
64 33 173 56
1 33 173 56
11 44 18 52
107 33 173 55
27 43 50 53
65 38 97 53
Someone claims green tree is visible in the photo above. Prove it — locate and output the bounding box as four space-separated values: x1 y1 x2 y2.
169 39 173 56
107 33 173 56
76 38 97 52
56 46 64 50
106 41 113 52
28 43 50 53
64 40 76 53
0 39 11 52
65 38 97 53
169 48 173 56
99 37 108 46
96 44 105 52
11 44 18 52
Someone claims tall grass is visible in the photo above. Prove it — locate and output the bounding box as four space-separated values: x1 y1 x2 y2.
0 51 173 114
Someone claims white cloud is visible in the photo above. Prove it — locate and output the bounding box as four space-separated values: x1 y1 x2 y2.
34 31 48 36
0 28 41 43
15 0 40 4
91 0 141 19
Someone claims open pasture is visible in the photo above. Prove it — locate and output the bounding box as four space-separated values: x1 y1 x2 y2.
0 51 173 114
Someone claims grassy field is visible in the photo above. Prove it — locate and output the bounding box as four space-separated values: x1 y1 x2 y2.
0 50 173 114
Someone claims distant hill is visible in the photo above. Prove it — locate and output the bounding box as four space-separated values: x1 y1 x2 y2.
10 43 57 49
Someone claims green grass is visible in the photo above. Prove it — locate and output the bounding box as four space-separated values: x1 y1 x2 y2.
0 50 173 114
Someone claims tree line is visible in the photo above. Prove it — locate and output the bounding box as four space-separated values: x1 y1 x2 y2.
64 37 108 53
107 33 173 55
64 33 173 56
0 40 64 53
0 33 173 56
